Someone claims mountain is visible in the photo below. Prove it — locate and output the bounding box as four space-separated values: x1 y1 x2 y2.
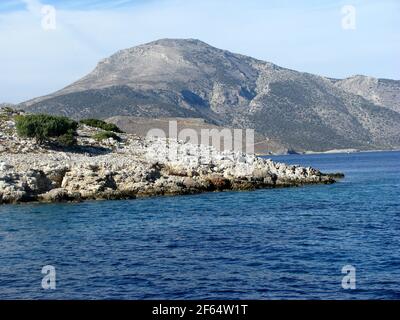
20 39 400 153
332 75 400 113
0 103 14 109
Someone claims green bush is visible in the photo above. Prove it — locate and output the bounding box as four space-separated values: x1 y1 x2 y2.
92 131 121 142
1 106 15 113
80 118 123 133
15 114 78 144
57 132 77 147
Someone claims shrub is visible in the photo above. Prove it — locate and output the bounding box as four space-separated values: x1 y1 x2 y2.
1 106 15 113
57 132 77 147
80 118 123 133
15 114 78 145
92 131 121 142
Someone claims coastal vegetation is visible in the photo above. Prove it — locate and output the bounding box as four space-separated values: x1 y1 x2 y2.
80 118 123 133
15 114 78 146
92 130 121 142
14 114 125 147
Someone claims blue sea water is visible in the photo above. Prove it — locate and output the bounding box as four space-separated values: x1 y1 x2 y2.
0 151 399 300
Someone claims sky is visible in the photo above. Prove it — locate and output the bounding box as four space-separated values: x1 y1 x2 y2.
0 0 399 103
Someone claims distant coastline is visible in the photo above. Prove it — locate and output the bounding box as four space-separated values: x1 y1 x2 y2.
303 148 400 156
254 148 400 157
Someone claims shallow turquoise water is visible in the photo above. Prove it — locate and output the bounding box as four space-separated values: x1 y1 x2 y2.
0 151 399 299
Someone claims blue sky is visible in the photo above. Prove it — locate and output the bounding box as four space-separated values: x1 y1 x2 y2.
0 0 399 103
0 0 145 11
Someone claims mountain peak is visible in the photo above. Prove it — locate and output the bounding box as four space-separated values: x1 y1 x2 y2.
53 37 263 98
145 38 212 47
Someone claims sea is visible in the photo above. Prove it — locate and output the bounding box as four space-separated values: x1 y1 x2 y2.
0 151 399 299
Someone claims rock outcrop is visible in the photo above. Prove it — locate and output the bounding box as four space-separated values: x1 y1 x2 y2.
0 108 341 204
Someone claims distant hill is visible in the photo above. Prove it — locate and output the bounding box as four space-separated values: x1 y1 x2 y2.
0 103 15 109
20 39 400 153
332 75 400 114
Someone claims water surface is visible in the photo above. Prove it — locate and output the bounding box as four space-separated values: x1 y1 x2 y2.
0 151 399 299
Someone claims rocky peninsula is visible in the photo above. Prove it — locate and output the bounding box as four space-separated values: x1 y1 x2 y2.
0 108 342 204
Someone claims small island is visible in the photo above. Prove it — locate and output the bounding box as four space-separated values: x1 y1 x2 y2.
0 107 343 204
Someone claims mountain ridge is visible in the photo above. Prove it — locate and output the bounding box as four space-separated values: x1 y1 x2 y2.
19 38 400 153
331 75 400 113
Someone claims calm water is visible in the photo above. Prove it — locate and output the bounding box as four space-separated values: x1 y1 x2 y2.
0 151 399 300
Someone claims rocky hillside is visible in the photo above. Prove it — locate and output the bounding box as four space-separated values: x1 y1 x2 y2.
0 108 341 204
106 116 289 155
20 39 400 153
332 75 400 114
0 103 14 109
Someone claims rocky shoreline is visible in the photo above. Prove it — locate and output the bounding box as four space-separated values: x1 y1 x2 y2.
0 109 343 205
